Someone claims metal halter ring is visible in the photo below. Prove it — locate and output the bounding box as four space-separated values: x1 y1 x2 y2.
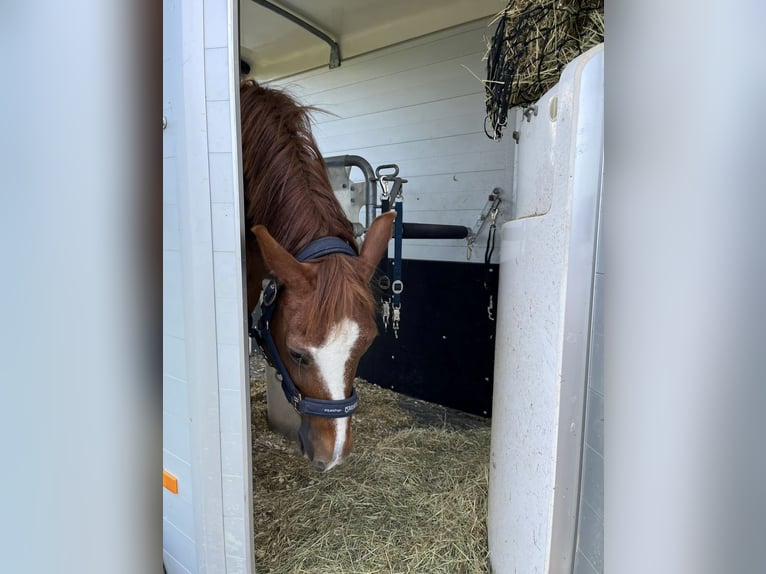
262 281 278 306
391 280 404 295
378 276 391 290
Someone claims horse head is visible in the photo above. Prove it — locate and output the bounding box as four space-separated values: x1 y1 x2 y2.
253 211 395 471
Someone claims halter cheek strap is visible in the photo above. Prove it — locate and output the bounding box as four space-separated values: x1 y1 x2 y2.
251 237 360 419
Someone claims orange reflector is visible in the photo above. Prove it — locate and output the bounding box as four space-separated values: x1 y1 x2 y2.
163 470 179 494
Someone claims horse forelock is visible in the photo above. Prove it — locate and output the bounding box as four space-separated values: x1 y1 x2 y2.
240 80 356 254
304 255 377 344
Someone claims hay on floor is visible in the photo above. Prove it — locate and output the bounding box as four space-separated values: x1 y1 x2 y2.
250 354 492 573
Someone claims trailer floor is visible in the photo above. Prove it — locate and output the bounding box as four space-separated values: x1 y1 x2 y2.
249 353 492 573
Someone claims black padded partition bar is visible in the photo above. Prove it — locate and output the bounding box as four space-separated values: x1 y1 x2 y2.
401 223 471 240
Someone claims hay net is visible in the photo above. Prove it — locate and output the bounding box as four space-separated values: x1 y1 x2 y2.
484 0 604 139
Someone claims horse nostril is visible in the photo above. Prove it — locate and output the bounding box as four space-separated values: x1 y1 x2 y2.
313 460 327 472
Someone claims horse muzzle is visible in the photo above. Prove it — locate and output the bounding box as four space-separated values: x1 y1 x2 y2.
298 418 348 472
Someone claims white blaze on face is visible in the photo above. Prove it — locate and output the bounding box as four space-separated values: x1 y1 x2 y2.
308 319 360 467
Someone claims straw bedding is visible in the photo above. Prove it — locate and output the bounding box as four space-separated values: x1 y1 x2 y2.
250 354 492 573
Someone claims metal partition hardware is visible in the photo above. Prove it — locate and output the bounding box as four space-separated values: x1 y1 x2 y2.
324 155 378 227
470 188 503 239
251 0 341 69
326 164 366 237
466 188 504 260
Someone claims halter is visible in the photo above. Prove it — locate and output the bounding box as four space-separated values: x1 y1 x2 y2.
250 237 360 418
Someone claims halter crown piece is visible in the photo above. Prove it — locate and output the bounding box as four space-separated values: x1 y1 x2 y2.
250 237 360 418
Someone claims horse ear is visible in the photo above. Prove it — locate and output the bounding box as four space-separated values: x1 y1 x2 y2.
359 211 396 281
252 225 315 289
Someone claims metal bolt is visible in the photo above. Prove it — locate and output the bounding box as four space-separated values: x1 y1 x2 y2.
523 105 538 122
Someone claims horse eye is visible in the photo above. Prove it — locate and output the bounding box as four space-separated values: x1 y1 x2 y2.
288 348 309 366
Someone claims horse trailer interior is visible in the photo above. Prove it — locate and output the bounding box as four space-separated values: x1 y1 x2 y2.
163 0 603 572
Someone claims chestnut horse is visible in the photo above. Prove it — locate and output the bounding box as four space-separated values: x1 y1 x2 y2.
240 80 395 472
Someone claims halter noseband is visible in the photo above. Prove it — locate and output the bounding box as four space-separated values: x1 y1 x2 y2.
250 237 360 418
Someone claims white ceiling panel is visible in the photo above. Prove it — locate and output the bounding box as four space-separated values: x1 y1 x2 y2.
240 0 507 80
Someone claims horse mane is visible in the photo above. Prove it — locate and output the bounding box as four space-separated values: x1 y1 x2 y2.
240 80 377 338
239 79 357 254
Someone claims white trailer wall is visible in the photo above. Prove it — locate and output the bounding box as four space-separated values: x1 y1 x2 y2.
163 0 253 572
573 186 604 574
488 45 604 574
272 19 514 263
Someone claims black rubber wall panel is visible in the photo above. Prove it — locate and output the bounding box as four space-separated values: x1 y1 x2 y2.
359 258 499 417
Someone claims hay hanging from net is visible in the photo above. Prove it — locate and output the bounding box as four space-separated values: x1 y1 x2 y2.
250 354 492 573
484 0 604 139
